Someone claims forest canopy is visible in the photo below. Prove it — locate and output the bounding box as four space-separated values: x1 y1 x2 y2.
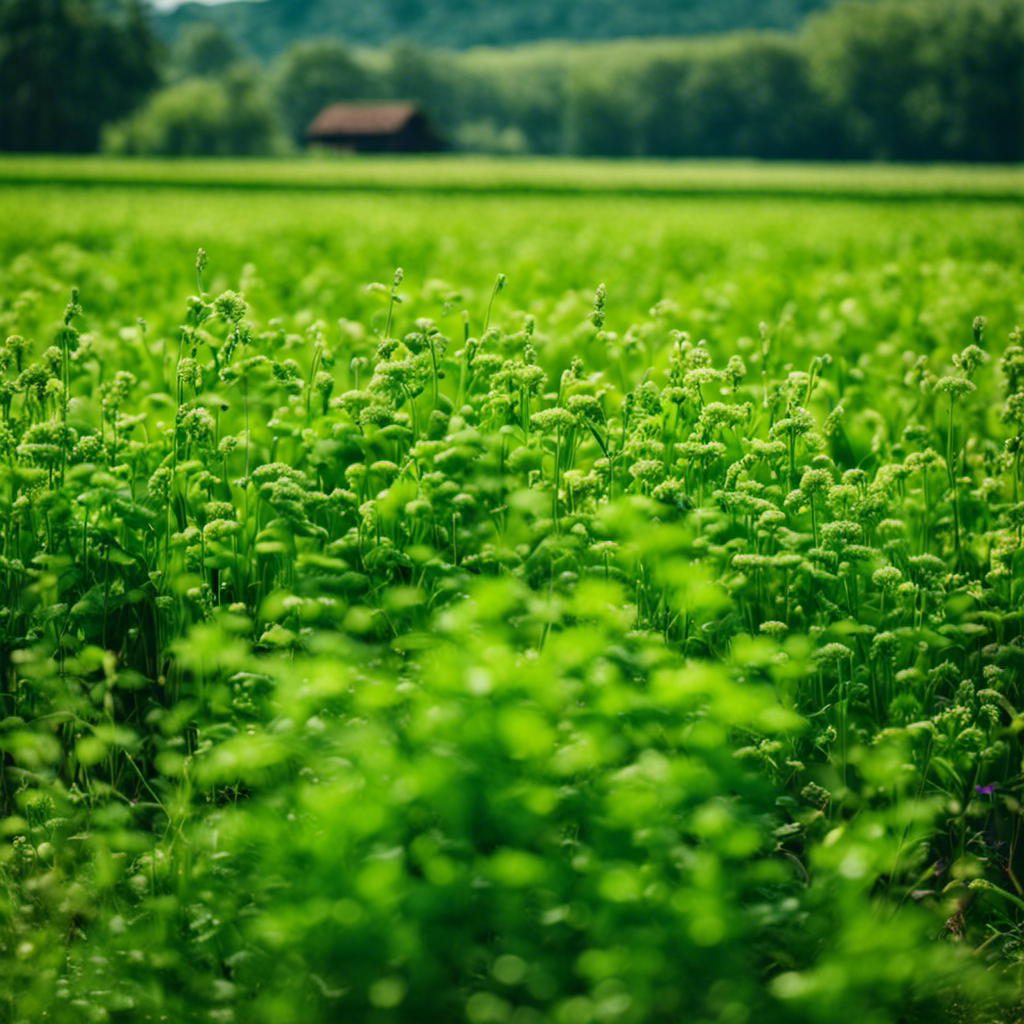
154 0 836 58
2 0 1023 161
0 0 161 153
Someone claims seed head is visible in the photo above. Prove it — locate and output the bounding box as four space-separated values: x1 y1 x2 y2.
63 288 83 326
799 467 833 496
935 376 976 400
953 343 988 381
589 283 607 330
214 290 247 325
815 642 852 666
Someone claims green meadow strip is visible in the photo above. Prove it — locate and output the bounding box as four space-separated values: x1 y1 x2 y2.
1 154 1023 199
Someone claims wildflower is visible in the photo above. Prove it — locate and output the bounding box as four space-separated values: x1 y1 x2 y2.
749 439 787 461
179 406 216 453
651 477 690 509
1001 392 1024 428
589 283 607 330
724 354 746 390
176 358 202 392
954 342 987 379
204 501 237 522
530 407 576 434
628 459 663 484
214 290 248 325
676 440 726 467
733 554 771 570
0 424 16 459
566 394 603 424
822 403 845 437
815 642 852 666
5 334 30 373
935 375 976 401
821 520 861 549
17 364 52 402
360 404 395 429
204 519 242 543
870 631 900 662
799 467 833 496
907 554 946 580
872 566 903 590
998 338 1024 395
756 509 786 532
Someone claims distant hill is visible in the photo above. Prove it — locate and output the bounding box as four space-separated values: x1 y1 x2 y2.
155 0 835 58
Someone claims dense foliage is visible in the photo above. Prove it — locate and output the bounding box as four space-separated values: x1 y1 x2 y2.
1 166 1023 1021
805 0 1024 162
156 0 833 56
3 0 1022 161
0 0 161 153
111 0 1024 162
102 65 289 158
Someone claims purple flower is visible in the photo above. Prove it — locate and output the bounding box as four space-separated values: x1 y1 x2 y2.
976 783 999 796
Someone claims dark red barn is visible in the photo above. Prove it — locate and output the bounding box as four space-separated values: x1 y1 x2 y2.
305 102 441 153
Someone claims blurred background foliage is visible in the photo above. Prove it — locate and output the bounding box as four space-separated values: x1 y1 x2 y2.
156 0 835 54
0 0 160 153
1 0 1023 160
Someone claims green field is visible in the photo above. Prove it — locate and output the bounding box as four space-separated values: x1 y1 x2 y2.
3 154 1024 197
2 158 1024 1023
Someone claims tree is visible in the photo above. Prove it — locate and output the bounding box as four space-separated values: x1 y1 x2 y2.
271 38 370 144
673 37 840 159
387 40 454 134
563 61 648 157
804 0 1024 161
173 22 239 80
0 0 161 152
103 64 288 157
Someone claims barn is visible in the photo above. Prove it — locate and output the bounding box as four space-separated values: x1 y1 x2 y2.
305 102 441 153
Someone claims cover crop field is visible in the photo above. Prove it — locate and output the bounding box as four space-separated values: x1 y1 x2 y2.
2 159 1024 1023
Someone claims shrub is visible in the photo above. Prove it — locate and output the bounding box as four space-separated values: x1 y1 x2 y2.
103 66 289 157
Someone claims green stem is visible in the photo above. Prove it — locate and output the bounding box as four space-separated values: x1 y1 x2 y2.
553 430 561 530
484 273 505 333
921 470 930 554
788 426 796 491
428 338 440 411
969 879 1024 916
948 397 962 561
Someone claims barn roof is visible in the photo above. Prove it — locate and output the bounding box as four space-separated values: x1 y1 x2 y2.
307 102 421 139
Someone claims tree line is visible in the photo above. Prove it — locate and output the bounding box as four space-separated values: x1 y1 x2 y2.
152 0 832 59
0 0 159 154
2 0 1023 162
